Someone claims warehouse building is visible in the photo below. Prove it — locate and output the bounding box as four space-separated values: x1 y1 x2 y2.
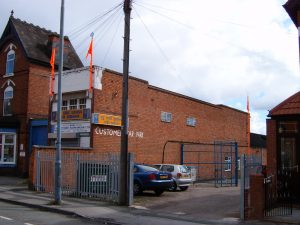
48 66 249 165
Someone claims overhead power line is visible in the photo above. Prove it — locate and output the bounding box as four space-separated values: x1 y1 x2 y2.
134 2 194 30
133 6 176 71
66 1 123 39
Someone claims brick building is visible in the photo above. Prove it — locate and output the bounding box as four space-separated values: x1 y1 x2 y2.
266 0 300 203
48 66 249 166
0 14 82 176
267 91 300 202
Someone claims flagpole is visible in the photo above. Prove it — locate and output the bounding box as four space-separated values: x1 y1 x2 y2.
55 0 64 205
86 33 94 92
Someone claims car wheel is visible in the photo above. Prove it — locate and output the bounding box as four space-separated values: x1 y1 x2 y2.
179 186 189 191
154 189 164 196
168 181 177 191
134 182 142 195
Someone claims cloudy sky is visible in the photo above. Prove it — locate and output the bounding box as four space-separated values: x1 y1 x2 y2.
1 0 299 135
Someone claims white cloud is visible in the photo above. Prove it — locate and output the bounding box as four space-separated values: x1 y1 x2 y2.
0 0 298 135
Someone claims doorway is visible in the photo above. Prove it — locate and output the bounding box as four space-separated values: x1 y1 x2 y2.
278 120 300 202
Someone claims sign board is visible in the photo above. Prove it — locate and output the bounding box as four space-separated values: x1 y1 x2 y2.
92 113 121 127
52 121 91 133
52 109 90 121
62 109 84 120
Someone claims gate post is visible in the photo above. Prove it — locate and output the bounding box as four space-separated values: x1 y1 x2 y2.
128 153 134 206
240 154 245 220
235 142 238 187
180 144 184 165
36 151 41 191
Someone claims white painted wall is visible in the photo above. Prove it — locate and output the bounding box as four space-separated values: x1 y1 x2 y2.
53 66 103 93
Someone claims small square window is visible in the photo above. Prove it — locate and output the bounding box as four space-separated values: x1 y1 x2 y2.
79 98 86 109
161 111 172 123
187 117 196 127
224 156 231 171
69 99 77 110
62 100 68 111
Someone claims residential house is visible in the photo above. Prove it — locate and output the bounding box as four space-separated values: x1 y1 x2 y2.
0 14 83 176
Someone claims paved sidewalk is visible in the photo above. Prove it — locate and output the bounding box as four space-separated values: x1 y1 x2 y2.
0 176 299 225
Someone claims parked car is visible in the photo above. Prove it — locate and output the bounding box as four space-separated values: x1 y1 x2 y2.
133 164 173 196
153 164 192 191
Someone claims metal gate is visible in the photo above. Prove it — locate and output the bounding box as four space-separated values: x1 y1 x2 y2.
264 168 293 217
34 151 125 203
182 141 238 187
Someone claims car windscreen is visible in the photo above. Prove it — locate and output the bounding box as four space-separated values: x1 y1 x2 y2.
137 165 158 172
179 165 188 173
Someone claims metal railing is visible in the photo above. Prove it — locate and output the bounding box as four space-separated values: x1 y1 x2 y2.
35 151 121 203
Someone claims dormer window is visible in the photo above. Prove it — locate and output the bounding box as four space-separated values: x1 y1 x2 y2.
6 50 15 76
3 86 13 116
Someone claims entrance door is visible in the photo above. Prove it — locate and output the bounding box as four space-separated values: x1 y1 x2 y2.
29 120 48 153
279 137 300 202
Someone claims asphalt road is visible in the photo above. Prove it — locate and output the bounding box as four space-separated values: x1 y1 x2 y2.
0 201 109 225
132 184 241 222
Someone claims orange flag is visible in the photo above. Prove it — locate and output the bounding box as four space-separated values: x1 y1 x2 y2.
86 33 94 92
49 48 56 96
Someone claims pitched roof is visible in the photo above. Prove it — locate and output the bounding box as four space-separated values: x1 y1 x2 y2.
250 133 266 148
0 16 83 69
283 0 300 27
268 91 300 116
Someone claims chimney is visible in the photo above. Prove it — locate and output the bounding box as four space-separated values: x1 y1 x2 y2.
47 34 71 65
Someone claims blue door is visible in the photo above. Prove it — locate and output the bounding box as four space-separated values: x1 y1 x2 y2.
29 120 48 153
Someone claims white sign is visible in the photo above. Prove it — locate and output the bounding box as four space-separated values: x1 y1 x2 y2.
90 175 107 182
94 127 144 138
52 122 90 133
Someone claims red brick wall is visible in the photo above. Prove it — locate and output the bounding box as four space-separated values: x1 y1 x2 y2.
91 70 248 165
27 64 50 118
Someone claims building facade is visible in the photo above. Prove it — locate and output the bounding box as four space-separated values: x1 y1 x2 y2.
0 15 82 176
49 66 249 165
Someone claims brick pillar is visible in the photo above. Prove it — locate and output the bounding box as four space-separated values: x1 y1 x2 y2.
244 189 250 219
248 174 265 220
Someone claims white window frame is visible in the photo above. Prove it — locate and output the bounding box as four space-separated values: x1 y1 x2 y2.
3 86 13 116
186 117 196 127
5 49 15 76
0 132 17 164
161 111 172 123
62 100 68 111
79 98 86 109
224 156 232 171
61 97 87 111
69 99 78 110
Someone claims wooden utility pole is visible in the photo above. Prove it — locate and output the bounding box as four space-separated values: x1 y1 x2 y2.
119 0 132 206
